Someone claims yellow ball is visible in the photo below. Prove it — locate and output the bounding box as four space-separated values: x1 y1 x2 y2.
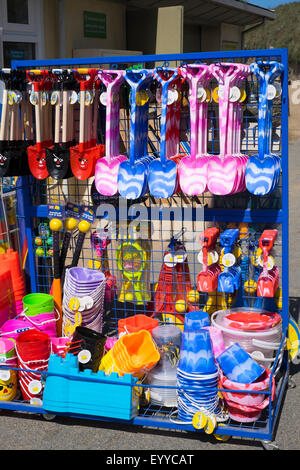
65 217 77 231
49 218 63 232
78 220 91 233
175 299 187 313
125 292 134 302
187 289 200 304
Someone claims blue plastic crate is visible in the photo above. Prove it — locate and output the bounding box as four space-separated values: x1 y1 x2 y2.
43 353 139 420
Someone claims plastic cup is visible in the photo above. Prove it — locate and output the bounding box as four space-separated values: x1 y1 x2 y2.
178 329 217 374
216 342 265 384
184 310 210 330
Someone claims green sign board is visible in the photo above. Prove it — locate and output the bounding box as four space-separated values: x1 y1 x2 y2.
83 11 106 38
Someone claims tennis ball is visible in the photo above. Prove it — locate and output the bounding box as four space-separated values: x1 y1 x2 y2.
175 299 187 313
78 220 91 233
187 289 200 304
65 217 77 231
36 247 45 257
125 292 134 302
35 236 43 246
49 218 63 232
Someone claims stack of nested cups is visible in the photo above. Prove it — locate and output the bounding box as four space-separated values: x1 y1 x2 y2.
16 329 51 403
62 267 106 335
216 342 272 422
0 338 18 401
70 326 107 372
176 310 221 423
0 249 26 314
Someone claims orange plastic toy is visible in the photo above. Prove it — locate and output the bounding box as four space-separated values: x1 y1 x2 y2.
99 329 160 377
118 314 159 337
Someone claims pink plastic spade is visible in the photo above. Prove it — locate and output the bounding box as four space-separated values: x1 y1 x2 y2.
95 70 126 196
178 64 212 195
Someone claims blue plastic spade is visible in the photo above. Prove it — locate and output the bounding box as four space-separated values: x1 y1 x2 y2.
148 67 180 198
245 60 284 195
117 69 153 200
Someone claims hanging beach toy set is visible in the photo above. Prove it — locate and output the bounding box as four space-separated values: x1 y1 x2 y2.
0 48 294 449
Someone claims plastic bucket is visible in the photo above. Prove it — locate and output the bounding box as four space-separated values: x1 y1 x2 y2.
217 343 265 384
22 293 54 316
211 309 282 367
16 329 51 401
100 330 160 376
219 368 275 407
51 336 70 356
71 326 107 372
118 314 159 337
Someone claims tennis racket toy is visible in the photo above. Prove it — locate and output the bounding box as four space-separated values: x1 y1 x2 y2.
48 203 64 335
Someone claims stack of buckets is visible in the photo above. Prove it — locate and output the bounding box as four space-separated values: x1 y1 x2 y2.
217 342 275 423
99 315 160 378
0 338 18 401
0 249 26 325
16 329 51 403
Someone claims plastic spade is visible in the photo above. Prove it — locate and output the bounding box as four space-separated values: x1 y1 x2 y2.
178 64 212 195
148 68 182 198
117 69 154 199
94 70 126 196
0 69 32 177
226 64 251 194
70 68 105 180
26 69 53 180
207 63 243 195
245 60 284 195
45 70 77 179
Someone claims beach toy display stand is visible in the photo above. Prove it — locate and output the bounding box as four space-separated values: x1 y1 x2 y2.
0 48 291 450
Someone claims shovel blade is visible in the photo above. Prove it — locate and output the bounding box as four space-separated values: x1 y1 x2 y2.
245 154 280 195
27 144 49 180
118 159 148 200
95 155 127 196
148 159 178 198
45 144 73 180
70 144 105 180
178 156 208 196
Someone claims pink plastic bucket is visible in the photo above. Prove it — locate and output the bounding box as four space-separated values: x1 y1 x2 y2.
51 337 70 356
203 326 225 358
219 369 275 422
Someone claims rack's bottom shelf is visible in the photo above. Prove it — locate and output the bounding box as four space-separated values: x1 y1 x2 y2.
0 364 289 446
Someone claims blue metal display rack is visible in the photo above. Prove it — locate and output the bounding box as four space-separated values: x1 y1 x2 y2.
0 48 290 449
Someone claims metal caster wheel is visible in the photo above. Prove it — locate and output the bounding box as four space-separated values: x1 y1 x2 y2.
42 413 56 421
214 434 231 442
288 377 296 389
261 440 279 450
